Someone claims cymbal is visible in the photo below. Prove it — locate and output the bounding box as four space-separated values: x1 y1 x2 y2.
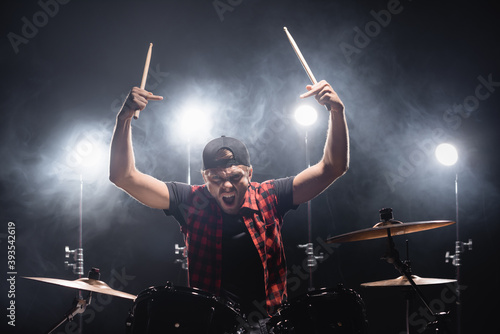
361 275 457 287
326 220 455 243
23 276 136 300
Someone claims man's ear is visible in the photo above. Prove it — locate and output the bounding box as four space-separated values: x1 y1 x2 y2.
201 170 208 183
248 167 253 181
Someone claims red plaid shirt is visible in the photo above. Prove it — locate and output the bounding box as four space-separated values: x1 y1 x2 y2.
165 179 293 313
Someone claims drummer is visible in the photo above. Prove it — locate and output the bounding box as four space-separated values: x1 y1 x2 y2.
109 80 349 329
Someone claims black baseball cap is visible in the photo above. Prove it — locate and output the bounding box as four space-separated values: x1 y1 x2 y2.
202 136 251 170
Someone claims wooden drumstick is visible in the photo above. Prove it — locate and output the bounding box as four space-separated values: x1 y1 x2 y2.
133 43 153 119
283 27 317 85
284 27 332 111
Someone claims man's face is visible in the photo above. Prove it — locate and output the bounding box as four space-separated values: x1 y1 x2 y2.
203 165 253 215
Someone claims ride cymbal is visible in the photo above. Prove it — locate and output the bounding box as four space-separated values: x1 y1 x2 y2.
361 275 457 287
326 220 455 243
23 276 136 300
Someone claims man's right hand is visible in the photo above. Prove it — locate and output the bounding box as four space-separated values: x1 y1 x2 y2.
118 87 163 120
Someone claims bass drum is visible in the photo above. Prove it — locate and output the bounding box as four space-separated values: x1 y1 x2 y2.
126 283 246 334
270 285 368 334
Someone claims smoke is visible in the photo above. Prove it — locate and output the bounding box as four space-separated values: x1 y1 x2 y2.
1 1 499 332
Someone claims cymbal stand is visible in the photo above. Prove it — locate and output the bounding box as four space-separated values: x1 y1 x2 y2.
45 268 100 334
383 229 450 333
46 292 92 334
403 240 413 334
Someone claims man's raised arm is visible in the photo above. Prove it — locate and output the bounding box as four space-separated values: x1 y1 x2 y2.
109 87 170 210
292 80 350 205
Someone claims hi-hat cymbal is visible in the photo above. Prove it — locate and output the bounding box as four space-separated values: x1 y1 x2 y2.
326 220 455 243
361 275 457 287
23 276 136 300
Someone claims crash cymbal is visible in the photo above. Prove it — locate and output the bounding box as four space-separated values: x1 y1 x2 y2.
23 276 136 300
361 275 457 287
326 220 455 243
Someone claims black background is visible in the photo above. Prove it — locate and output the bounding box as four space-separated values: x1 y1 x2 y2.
1 0 499 333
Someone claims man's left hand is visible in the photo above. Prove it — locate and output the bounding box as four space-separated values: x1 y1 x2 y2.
300 80 344 113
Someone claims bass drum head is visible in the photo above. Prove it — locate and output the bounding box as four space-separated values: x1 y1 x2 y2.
271 285 368 334
127 284 245 334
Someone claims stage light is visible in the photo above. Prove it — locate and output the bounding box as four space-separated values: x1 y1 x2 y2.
180 107 212 140
294 105 317 126
60 132 108 184
178 103 214 184
435 143 458 166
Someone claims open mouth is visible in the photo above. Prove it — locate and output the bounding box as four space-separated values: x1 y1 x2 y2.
221 194 236 205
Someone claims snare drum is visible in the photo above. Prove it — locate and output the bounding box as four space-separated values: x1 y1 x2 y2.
270 285 368 334
126 284 246 334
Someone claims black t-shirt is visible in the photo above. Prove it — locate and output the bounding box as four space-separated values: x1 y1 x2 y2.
220 211 265 314
165 176 296 315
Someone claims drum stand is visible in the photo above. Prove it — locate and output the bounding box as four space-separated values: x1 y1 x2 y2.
382 229 451 333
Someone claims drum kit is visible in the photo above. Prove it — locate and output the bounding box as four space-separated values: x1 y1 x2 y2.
25 208 457 333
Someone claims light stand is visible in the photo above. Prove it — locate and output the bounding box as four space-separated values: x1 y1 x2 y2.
64 174 84 276
174 110 207 281
442 172 472 334
172 138 190 284
174 136 190 278
64 173 85 333
295 106 323 291
187 136 191 186
435 143 472 334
